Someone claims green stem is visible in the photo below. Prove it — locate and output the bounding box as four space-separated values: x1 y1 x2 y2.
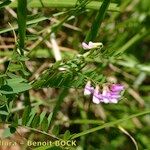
10 0 119 11
17 0 31 106
114 28 150 56
77 98 89 149
59 119 104 125
17 0 27 54
23 125 61 140
71 109 150 139
85 0 111 42
50 89 68 126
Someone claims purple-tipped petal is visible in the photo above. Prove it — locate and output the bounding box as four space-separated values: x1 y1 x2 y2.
82 42 91 49
82 41 96 49
94 93 103 101
102 88 110 103
88 41 95 47
109 94 121 99
84 88 92 96
84 81 94 96
101 87 120 103
109 91 120 95
84 86 94 95
85 86 94 92
93 92 104 104
92 85 103 104
110 84 124 92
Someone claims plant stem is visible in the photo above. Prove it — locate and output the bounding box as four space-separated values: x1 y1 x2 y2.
50 88 69 126
85 0 111 42
114 28 150 56
10 0 119 11
71 109 150 139
17 0 27 54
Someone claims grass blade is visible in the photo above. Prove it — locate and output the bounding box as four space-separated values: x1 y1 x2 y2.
50 89 68 125
0 16 49 34
71 110 150 139
9 0 119 11
114 28 150 56
85 0 111 42
17 0 27 54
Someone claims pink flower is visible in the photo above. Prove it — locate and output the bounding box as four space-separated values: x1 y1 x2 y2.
92 94 100 104
92 86 102 104
84 81 94 96
103 84 124 103
82 42 94 49
82 41 103 50
109 98 118 103
84 83 124 104
110 84 124 92
102 87 110 103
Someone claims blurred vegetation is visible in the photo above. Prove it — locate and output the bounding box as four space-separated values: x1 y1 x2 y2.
0 0 150 150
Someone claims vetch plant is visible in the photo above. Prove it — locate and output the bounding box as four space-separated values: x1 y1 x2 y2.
84 81 124 104
0 0 149 149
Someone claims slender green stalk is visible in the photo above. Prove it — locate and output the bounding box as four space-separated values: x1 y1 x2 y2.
58 119 104 125
114 28 150 56
23 126 61 140
10 0 119 11
0 16 49 34
71 110 150 139
85 0 111 42
17 0 27 54
77 98 89 149
50 89 68 125
17 0 31 107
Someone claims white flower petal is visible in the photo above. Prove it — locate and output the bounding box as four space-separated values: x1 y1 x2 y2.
82 42 90 49
84 89 91 96
92 96 100 104
88 41 94 47
109 99 118 103
103 98 109 103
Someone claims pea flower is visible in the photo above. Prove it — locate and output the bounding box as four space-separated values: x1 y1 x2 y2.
107 84 124 103
84 82 124 104
110 84 124 92
82 41 103 50
84 81 94 96
102 86 110 103
92 85 102 104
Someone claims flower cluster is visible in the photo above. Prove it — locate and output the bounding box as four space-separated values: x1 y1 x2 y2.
84 81 124 104
82 41 103 50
